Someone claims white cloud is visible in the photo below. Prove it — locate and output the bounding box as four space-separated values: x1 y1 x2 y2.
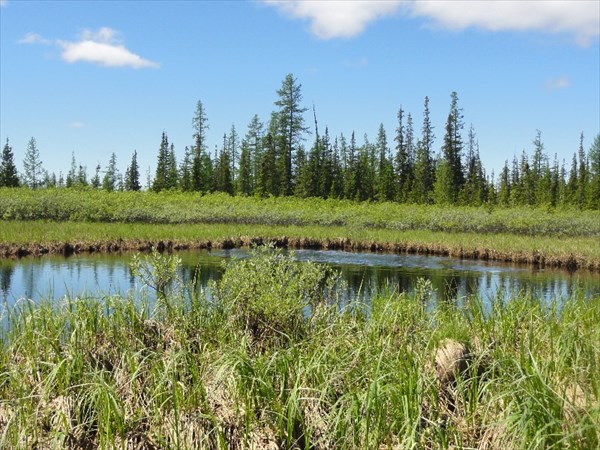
261 0 599 44
18 32 52 45
263 0 404 39
0 0 7 7
58 27 159 68
19 27 159 69
545 76 570 90
410 1 599 46
70 121 86 129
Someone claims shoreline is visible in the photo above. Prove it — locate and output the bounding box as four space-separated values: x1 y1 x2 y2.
1 234 596 272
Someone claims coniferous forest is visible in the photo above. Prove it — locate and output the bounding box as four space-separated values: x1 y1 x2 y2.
2 73 599 210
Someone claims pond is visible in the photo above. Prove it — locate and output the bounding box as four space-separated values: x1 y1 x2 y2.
1 249 599 308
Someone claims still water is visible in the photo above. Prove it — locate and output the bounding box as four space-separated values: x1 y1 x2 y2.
1 249 599 307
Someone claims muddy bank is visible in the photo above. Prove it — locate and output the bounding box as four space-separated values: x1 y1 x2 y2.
0 235 595 272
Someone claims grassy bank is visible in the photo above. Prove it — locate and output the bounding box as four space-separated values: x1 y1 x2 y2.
1 250 598 449
2 189 599 237
1 221 600 271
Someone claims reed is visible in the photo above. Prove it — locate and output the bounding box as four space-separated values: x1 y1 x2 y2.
1 249 598 448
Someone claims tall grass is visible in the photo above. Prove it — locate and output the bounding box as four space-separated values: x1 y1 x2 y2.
1 249 598 449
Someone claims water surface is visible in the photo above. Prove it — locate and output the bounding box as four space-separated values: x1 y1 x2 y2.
1 249 598 308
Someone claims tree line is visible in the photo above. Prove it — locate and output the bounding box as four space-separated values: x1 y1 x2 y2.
2 73 599 209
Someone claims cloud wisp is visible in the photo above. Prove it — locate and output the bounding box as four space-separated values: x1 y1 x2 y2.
545 76 571 91
19 27 159 69
262 0 599 45
18 32 52 45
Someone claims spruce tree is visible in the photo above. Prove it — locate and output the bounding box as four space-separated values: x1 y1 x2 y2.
125 150 141 191
274 74 309 195
411 97 435 203
228 124 239 184
102 152 118 191
245 114 264 192
329 137 343 198
91 165 101 189
192 100 209 191
179 146 192 192
77 164 88 188
215 134 233 194
394 107 413 202
0 138 20 187
566 152 578 205
66 152 77 188
587 134 600 209
237 140 253 196
576 132 588 207
438 92 464 204
166 143 178 189
498 161 511 206
23 137 44 189
376 123 394 201
153 132 170 192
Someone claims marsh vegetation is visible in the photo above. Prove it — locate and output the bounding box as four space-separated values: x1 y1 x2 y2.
1 249 598 449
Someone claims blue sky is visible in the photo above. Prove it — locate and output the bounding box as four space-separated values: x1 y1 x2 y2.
1 0 599 181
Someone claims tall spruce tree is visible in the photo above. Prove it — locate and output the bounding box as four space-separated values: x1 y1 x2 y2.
23 137 44 189
412 97 435 203
228 124 239 184
394 107 413 202
215 133 233 194
438 91 464 204
462 125 486 205
192 100 210 191
245 114 264 192
274 73 309 195
0 138 20 187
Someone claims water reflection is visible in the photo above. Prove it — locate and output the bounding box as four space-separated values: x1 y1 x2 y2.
0 249 598 308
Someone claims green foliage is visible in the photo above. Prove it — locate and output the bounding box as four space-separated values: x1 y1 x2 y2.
1 249 598 449
1 189 599 238
214 247 339 349
130 250 182 315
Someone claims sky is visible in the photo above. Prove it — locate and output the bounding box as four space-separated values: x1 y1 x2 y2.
1 0 599 181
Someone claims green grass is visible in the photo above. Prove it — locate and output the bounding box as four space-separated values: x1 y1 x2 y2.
1 250 598 449
1 188 599 236
1 220 599 270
